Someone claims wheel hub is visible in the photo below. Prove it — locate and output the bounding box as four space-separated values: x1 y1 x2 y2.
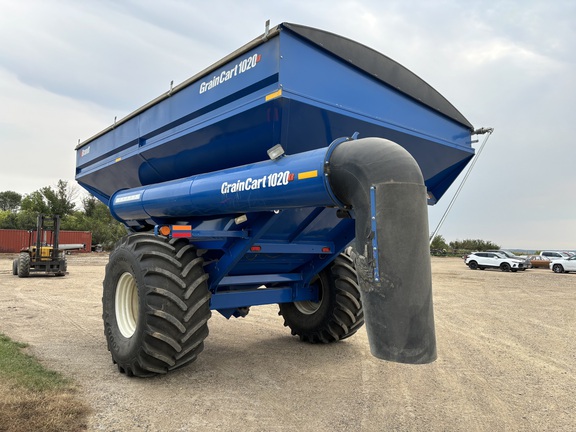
294 299 321 315
115 272 139 338
294 277 323 315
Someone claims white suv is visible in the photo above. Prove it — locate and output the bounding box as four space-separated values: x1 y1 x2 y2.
549 255 576 273
486 249 530 270
465 252 526 272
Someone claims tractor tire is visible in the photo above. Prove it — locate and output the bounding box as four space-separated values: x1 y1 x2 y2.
102 233 211 377
12 259 18 276
279 253 364 343
55 257 67 277
17 253 30 278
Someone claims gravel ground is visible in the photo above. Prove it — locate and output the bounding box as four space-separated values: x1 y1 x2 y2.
0 254 574 431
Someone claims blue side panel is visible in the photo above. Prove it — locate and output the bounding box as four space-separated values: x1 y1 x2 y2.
279 31 471 148
78 103 282 201
76 39 282 200
276 31 474 202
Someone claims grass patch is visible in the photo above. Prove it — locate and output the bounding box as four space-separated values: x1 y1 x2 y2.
0 333 91 432
0 334 70 391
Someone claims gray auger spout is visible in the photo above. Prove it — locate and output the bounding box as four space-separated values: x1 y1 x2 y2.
328 137 437 364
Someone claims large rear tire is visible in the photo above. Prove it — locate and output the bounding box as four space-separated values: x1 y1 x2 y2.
278 253 364 343
102 233 211 377
17 253 30 278
12 259 18 276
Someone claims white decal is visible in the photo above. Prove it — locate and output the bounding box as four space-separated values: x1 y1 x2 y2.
221 171 292 194
199 54 262 94
115 193 141 204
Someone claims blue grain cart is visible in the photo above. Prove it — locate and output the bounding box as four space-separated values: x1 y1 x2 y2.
75 23 476 377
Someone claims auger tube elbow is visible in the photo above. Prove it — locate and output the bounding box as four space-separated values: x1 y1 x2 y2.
328 137 437 364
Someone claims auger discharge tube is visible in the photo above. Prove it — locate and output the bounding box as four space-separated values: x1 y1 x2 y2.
109 147 335 222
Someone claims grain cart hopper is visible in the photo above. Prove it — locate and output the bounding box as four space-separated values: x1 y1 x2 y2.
75 23 476 377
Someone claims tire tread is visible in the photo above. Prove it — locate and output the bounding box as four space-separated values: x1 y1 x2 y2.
279 252 364 344
103 234 211 377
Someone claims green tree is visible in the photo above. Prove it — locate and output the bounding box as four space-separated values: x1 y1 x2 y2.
449 239 500 251
20 180 77 217
61 195 125 249
0 210 17 229
0 209 38 230
82 195 98 218
430 235 449 251
0 191 22 211
20 191 50 215
16 211 39 230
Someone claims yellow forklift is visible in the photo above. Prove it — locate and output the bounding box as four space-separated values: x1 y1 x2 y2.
12 215 67 277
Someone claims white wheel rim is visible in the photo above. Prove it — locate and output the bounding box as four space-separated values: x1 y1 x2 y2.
115 272 139 338
294 300 321 314
294 276 323 315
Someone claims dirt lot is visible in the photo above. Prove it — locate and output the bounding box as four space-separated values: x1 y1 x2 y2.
0 254 574 431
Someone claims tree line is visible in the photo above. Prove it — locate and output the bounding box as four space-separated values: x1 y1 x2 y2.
430 234 500 255
0 180 126 250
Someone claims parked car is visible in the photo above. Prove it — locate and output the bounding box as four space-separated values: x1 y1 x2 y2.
549 256 576 273
528 255 551 269
465 252 526 272
486 250 531 269
540 251 572 260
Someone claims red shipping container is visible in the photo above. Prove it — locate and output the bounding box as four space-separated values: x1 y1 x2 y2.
0 229 92 253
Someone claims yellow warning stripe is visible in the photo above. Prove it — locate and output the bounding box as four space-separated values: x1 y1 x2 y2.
265 89 283 101
298 170 318 180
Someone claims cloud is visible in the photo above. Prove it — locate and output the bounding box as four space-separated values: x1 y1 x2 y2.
0 0 573 249
0 66 108 192
0 2 213 112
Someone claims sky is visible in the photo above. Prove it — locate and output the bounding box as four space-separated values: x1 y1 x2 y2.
0 0 574 250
